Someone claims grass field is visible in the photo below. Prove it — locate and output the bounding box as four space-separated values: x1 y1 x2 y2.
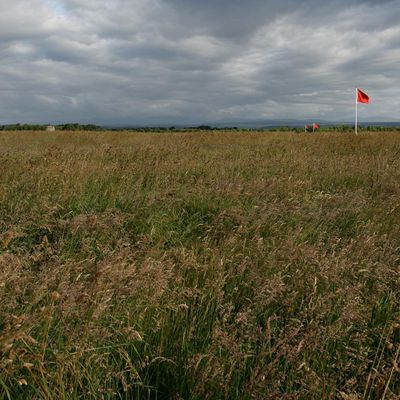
0 130 399 399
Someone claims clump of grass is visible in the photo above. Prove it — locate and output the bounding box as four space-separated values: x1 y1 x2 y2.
0 130 399 399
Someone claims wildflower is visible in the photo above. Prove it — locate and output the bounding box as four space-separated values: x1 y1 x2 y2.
51 291 61 301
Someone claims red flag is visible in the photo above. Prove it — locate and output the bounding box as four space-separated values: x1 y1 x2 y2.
357 88 369 104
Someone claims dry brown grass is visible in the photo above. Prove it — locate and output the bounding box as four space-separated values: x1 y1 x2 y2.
0 130 399 399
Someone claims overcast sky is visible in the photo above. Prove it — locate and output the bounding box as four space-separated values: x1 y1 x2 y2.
0 0 399 125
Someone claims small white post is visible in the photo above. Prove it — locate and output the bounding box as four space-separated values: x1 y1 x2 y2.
355 88 358 135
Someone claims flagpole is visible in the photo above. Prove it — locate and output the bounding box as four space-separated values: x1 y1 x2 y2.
355 87 358 135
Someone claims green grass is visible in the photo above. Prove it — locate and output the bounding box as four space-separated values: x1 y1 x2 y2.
0 130 399 399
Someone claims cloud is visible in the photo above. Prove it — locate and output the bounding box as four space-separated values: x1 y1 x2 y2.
0 0 399 124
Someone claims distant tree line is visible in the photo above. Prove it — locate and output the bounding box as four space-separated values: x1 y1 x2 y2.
0 123 47 131
1 123 400 132
0 123 102 131
57 123 101 131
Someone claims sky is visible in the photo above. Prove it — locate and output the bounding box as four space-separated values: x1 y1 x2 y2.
0 0 399 125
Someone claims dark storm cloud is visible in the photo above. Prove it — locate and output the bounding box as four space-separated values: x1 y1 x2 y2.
0 0 399 124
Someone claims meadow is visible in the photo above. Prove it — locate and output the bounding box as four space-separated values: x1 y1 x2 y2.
0 130 399 399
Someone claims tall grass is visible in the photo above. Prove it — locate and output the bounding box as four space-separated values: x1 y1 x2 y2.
0 130 399 399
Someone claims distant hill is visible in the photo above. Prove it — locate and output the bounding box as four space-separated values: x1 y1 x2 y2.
210 119 400 129
2 120 400 131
